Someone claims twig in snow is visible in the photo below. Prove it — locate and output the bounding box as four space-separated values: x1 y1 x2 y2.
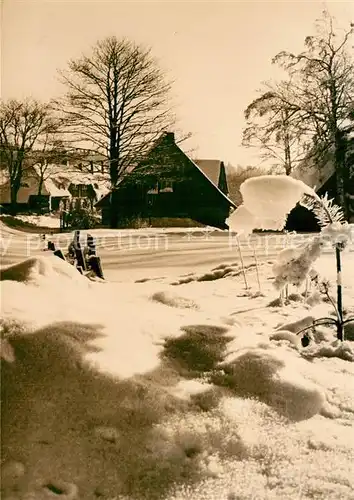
253 246 261 293
236 236 249 290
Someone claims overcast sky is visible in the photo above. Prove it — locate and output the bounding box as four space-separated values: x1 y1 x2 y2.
1 0 353 166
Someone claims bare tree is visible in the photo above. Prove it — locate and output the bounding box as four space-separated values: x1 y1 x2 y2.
243 81 309 175
226 163 270 205
0 99 58 212
271 12 354 216
56 37 173 194
32 131 68 196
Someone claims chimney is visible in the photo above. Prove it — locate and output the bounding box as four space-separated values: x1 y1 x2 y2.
164 132 175 143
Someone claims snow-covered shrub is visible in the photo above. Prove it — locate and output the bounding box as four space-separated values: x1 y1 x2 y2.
227 175 313 235
272 236 324 290
65 202 99 229
227 174 353 342
320 220 352 249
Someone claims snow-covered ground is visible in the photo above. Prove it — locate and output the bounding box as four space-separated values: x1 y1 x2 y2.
1 222 354 500
1 213 217 232
3 213 62 229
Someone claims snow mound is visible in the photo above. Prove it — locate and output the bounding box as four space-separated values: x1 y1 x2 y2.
215 348 326 421
303 340 354 362
0 257 50 283
162 324 232 376
151 291 199 309
170 263 260 285
0 255 88 286
276 316 315 334
1 323 198 500
269 330 301 348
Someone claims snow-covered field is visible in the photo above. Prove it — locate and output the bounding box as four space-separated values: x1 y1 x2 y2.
1 221 354 500
2 214 62 229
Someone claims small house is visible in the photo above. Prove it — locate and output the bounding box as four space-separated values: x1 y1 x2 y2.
0 162 109 213
96 132 236 229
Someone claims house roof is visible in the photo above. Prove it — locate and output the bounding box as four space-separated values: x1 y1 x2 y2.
291 132 354 192
32 164 110 190
175 147 235 208
96 135 236 209
291 155 334 191
193 159 223 187
71 150 107 162
0 163 110 204
43 178 71 197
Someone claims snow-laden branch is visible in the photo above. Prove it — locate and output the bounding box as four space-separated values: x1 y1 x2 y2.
227 175 315 235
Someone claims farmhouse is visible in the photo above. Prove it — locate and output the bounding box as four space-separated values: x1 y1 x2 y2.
0 153 109 212
96 132 236 229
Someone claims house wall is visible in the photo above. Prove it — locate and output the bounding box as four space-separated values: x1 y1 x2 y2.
100 135 233 229
0 169 50 205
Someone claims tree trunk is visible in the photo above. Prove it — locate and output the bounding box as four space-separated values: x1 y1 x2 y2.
37 177 44 196
9 182 20 215
8 153 27 215
109 126 119 187
334 129 348 219
110 156 119 187
109 189 118 228
342 132 351 219
109 139 120 228
283 111 292 176
284 139 292 176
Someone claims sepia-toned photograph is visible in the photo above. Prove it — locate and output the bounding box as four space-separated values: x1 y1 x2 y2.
1 0 354 498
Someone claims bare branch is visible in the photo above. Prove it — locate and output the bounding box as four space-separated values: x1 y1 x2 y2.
0 98 62 209
56 36 175 204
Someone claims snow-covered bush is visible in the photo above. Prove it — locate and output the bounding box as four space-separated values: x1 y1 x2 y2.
227 175 314 235
320 220 352 249
272 237 324 290
227 174 353 341
65 201 99 229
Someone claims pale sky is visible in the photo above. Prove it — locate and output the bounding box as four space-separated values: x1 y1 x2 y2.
1 0 353 166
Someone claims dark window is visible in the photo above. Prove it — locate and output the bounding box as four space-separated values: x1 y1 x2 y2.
158 180 173 193
78 185 87 197
71 184 86 197
147 182 158 194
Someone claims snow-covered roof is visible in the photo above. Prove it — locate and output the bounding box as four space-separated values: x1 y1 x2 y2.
43 178 71 197
291 157 334 191
96 135 236 210
92 185 110 201
194 159 223 187
32 163 108 186
0 163 110 204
